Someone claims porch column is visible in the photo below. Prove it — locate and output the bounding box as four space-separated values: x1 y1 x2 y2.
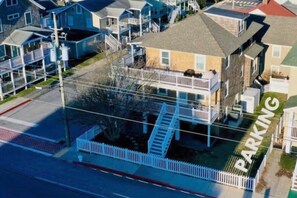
175 120 180 141
117 17 121 41
128 25 131 41
10 71 16 95
41 41 46 81
0 79 3 101
285 112 294 154
208 94 211 122
143 112 148 134
139 11 143 36
207 124 211 148
148 7 152 29
20 46 28 89
131 44 134 64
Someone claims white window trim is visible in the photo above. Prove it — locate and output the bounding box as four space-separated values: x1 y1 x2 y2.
24 11 32 25
195 94 205 102
0 19 2 33
194 54 206 71
270 65 280 75
272 45 281 58
6 0 18 7
224 80 229 98
7 13 20 20
239 45 243 56
225 55 230 69
76 5 82 14
160 50 170 67
157 88 167 95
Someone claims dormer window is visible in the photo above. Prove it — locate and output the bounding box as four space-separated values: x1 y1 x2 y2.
6 0 18 6
239 20 244 33
225 55 230 69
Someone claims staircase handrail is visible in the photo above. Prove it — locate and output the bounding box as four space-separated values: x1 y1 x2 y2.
151 21 160 32
148 102 167 153
161 104 179 156
169 6 181 24
105 34 121 51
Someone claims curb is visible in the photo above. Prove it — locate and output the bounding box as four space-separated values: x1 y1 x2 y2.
0 99 32 116
74 161 215 198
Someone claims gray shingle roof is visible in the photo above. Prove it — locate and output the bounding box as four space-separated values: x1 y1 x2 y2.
3 30 34 46
262 16 297 46
245 43 264 59
284 95 297 109
141 13 262 57
281 43 297 67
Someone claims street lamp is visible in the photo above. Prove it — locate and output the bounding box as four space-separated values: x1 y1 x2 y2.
49 12 71 147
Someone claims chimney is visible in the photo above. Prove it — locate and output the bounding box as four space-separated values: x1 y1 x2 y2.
263 0 270 4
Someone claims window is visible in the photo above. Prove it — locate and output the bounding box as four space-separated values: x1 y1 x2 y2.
224 80 229 98
178 91 187 103
160 50 170 66
270 65 280 75
24 11 32 25
0 19 2 33
225 55 230 69
0 45 5 58
7 13 19 20
239 46 243 56
6 0 17 6
252 58 258 74
195 54 206 71
195 94 205 102
239 20 244 33
241 64 244 77
272 45 281 58
157 88 167 95
76 5 82 14
67 16 74 26
86 18 92 28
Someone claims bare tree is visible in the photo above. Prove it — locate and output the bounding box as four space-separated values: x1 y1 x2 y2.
68 51 157 142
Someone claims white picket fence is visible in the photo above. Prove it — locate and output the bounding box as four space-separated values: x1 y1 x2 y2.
254 138 274 189
76 126 255 191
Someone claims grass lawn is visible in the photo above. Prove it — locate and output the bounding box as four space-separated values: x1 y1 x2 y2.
167 92 287 177
280 152 297 173
0 52 105 105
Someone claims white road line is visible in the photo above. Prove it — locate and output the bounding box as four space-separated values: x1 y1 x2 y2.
0 126 57 143
36 177 106 198
112 173 123 177
0 116 38 127
153 184 162 187
138 180 148 184
112 193 131 198
100 170 109 174
0 140 52 156
166 187 175 191
180 190 190 194
126 177 134 180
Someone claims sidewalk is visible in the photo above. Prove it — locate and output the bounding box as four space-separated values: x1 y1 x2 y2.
57 145 273 198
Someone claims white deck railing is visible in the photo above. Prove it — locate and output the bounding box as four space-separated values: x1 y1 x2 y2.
114 66 219 92
269 77 289 94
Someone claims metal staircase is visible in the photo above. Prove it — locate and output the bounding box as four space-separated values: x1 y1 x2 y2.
105 34 121 53
188 0 200 12
169 6 181 24
148 103 179 157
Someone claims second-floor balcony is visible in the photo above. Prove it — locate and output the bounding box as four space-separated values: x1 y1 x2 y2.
128 16 150 25
113 66 220 94
106 21 129 34
0 48 50 72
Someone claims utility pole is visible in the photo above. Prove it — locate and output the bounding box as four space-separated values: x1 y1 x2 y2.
52 12 71 147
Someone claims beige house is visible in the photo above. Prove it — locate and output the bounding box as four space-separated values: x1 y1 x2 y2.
122 9 263 153
261 16 297 96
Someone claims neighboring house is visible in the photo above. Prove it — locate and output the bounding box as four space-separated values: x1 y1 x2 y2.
217 0 296 17
122 9 263 151
0 0 57 100
260 16 297 95
275 0 297 15
49 0 153 44
283 95 297 154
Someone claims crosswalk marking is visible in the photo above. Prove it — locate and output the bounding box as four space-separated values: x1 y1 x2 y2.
0 116 38 127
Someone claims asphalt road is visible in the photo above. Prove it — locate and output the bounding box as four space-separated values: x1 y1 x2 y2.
0 143 197 198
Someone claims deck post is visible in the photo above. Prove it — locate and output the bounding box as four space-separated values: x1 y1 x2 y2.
139 11 143 36
143 112 148 134
175 120 180 141
207 124 211 148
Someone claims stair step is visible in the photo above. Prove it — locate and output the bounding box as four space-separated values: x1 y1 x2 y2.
153 139 163 144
